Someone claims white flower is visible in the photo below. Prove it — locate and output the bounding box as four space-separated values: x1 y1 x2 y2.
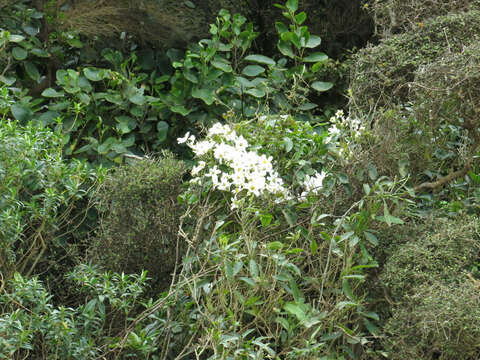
191 161 206 176
303 171 327 195
178 131 195 144
190 140 215 156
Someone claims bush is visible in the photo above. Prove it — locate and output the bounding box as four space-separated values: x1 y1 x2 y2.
90 153 187 292
349 10 480 114
380 216 480 300
383 280 480 359
0 266 151 359
0 119 97 287
369 0 480 36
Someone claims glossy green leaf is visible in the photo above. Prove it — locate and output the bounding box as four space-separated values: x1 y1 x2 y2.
41 88 64 97
245 87 265 98
30 48 50 57
305 35 322 48
157 121 169 142
11 104 34 122
24 61 40 81
12 46 27 60
286 0 298 12
311 81 333 92
295 11 307 25
244 54 275 66
242 65 265 77
116 116 137 134
303 52 328 63
192 87 216 105
277 39 294 58
171 105 192 116
211 56 232 73
8 34 25 43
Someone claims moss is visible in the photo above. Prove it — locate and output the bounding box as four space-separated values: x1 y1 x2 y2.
90 152 187 292
349 9 480 114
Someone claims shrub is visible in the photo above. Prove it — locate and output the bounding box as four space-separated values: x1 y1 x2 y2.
0 266 151 359
369 0 480 36
0 119 97 287
380 216 480 300
383 280 480 360
349 10 480 114
90 153 187 292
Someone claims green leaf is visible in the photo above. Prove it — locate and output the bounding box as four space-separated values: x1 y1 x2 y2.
283 137 293 152
244 54 276 66
368 163 378 180
157 121 169 142
298 102 317 111
244 87 265 98
12 46 27 60
275 21 288 35
303 52 328 63
24 61 40 81
267 241 284 250
277 39 294 58
116 115 137 134
192 87 216 105
285 0 298 12
128 92 146 106
11 104 34 122
105 93 123 105
363 318 379 336
342 279 355 300
284 303 306 322
305 35 322 48
260 213 273 227
184 0 195 8
30 48 50 57
171 105 192 116
66 38 83 48
363 231 378 246
83 68 105 81
211 56 233 73
241 65 265 77
295 11 307 25
8 34 25 43
41 88 64 97
249 259 259 279
0 75 16 86
310 239 318 255
311 81 333 92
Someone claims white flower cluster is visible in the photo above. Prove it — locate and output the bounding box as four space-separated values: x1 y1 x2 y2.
325 109 366 144
301 171 327 200
178 123 290 209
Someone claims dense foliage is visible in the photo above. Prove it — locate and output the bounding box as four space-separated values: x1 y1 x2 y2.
1 0 479 359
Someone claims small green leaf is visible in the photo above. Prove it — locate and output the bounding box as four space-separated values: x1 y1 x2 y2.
0 75 16 85
363 231 378 246
249 259 259 279
211 56 232 73
41 88 64 97
30 48 50 57
244 54 276 66
368 163 378 180
267 241 284 250
66 38 83 48
310 239 318 255
171 105 192 116
285 0 298 12
24 61 40 81
157 121 169 142
83 67 105 81
305 35 321 48
298 102 317 111
245 87 265 98
192 87 216 105
277 39 294 58
342 279 355 300
241 65 265 77
284 303 306 322
8 34 25 43
283 137 293 152
260 213 273 227
303 52 328 63
311 81 333 92
115 115 137 134
11 104 34 122
12 46 27 60
184 0 195 8
295 11 307 25
275 21 288 35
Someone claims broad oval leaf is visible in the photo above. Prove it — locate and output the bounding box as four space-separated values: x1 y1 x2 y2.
245 87 265 98
41 88 64 97
11 104 34 122
157 121 169 142
211 56 232 73
241 65 265 77
311 81 333 92
305 35 322 48
192 87 216 105
303 52 328 63
24 61 40 81
12 46 27 60
244 54 276 66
